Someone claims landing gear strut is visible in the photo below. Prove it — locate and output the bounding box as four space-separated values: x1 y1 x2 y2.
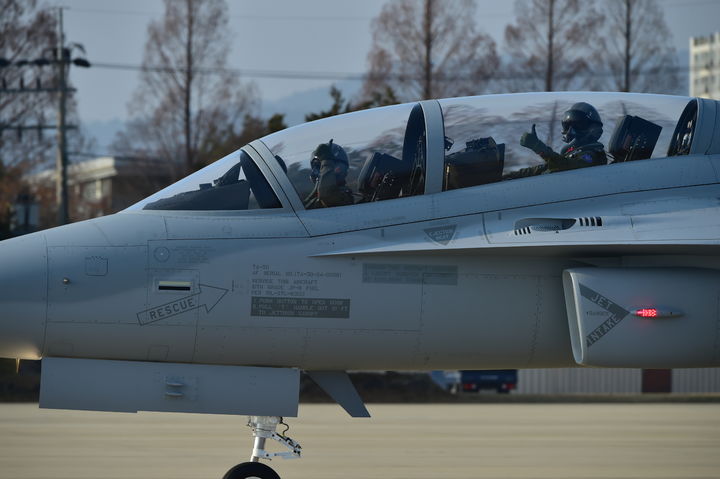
223 416 302 479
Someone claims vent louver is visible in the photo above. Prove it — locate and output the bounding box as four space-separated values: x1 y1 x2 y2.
578 217 603 227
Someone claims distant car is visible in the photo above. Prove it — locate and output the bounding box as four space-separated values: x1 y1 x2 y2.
455 370 518 394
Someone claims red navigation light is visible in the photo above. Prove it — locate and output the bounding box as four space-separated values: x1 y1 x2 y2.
632 307 682 319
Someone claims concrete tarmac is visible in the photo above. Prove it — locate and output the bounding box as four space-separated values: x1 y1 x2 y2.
0 402 718 479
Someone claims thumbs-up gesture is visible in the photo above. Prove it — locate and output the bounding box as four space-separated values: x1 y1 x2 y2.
520 124 549 154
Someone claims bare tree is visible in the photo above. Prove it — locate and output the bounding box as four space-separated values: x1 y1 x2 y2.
503 0 604 92
305 85 398 122
601 0 678 93
198 112 287 166
0 0 89 232
114 0 257 178
363 0 499 101
0 1 56 165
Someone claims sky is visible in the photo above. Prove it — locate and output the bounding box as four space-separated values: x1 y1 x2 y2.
55 0 720 138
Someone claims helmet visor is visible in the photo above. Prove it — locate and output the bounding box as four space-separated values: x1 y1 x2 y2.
561 109 592 134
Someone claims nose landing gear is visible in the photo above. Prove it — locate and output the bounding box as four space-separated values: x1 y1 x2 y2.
223 416 302 479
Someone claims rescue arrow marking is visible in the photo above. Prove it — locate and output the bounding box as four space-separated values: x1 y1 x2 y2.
578 283 630 348
136 284 228 325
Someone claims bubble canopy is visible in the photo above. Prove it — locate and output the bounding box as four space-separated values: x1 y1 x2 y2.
128 92 696 212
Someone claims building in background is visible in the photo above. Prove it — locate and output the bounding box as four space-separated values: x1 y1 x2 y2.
9 191 39 237
29 156 171 222
517 368 720 394
690 32 720 99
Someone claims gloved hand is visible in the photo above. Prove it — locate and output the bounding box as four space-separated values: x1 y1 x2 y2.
310 141 334 182
313 141 334 163
520 124 550 155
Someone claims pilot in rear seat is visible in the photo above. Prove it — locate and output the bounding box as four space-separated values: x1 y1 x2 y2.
506 102 607 178
304 139 354 209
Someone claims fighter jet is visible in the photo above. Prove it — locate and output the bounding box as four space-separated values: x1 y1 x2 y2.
1 91 718 479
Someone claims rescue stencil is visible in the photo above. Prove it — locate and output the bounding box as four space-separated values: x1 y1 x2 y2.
137 284 228 325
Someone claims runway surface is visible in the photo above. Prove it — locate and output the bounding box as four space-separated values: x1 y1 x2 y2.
0 402 718 479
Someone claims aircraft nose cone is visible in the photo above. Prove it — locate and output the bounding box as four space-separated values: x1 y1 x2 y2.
0 232 47 359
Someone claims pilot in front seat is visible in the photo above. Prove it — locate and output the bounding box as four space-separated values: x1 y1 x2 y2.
506 102 607 179
304 139 354 209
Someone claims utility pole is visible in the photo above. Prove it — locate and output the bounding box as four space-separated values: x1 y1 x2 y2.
55 7 69 225
623 0 632 92
183 0 194 177
546 0 555 92
422 0 432 100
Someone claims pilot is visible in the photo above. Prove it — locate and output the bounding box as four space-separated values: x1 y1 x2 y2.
303 139 354 209
507 102 607 178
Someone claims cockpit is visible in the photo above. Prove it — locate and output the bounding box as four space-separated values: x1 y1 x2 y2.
127 92 718 213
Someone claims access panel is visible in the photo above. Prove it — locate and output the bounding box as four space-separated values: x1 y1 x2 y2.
40 358 300 416
45 246 198 362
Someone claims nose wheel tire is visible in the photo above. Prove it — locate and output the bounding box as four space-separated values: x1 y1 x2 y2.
223 461 281 479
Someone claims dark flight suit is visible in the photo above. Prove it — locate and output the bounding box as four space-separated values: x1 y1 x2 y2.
303 158 354 209
504 142 607 179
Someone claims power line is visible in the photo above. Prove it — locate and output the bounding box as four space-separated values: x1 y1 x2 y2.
90 61 367 80
87 60 702 82
62 7 163 16
64 5 516 21
66 8 373 22
660 0 720 7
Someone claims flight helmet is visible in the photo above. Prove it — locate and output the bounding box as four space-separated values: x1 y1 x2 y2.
310 139 349 184
561 102 603 144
